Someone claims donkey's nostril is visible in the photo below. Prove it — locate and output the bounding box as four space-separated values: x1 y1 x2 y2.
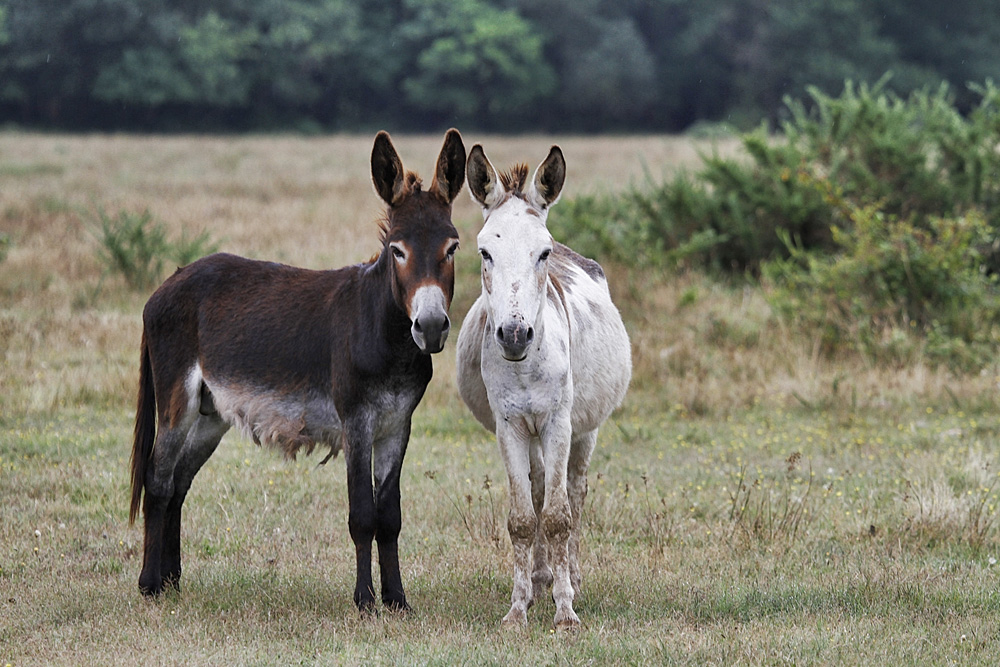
442 317 451 334
496 322 532 360
413 318 423 333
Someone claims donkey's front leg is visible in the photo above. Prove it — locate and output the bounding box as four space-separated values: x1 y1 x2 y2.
344 423 378 613
373 426 412 611
541 414 578 630
497 420 535 627
529 440 553 604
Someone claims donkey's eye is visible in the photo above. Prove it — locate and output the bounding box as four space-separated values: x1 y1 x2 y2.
479 249 492 263
391 245 406 260
539 249 552 262
445 242 459 260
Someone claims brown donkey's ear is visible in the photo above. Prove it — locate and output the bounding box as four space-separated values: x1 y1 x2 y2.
429 128 466 205
529 145 566 210
466 144 505 211
371 131 406 206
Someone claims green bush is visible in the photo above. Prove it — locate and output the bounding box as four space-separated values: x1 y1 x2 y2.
547 176 738 270
549 78 1000 369
91 206 218 291
762 185 1000 371
550 78 1000 273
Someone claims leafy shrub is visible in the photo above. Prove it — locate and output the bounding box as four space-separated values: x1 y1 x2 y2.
762 182 1000 371
549 78 1000 370
171 228 220 267
550 78 1000 273
547 177 736 269
91 206 218 290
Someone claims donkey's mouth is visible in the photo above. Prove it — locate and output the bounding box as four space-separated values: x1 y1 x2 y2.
501 351 529 362
419 340 447 355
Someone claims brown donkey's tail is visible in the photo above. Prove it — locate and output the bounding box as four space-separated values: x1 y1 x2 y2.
129 333 156 524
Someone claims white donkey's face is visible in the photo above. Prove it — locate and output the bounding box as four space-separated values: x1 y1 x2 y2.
467 145 566 361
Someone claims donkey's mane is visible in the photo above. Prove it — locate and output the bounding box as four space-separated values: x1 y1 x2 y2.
499 164 529 195
404 171 423 193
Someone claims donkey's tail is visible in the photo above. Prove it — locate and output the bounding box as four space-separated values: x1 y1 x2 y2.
129 333 156 525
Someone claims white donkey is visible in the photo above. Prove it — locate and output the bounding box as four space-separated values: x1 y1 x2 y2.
456 144 631 629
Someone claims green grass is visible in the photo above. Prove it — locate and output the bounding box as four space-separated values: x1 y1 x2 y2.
4 399 1000 665
3 132 1000 664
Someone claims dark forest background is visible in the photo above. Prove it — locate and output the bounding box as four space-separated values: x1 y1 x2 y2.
1 0 998 133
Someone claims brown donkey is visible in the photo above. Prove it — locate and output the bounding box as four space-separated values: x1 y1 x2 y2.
129 129 466 612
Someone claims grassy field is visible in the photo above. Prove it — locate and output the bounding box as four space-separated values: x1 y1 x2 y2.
3 132 1000 665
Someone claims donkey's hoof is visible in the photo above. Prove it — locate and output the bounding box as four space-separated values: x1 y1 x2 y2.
138 584 162 598
501 607 528 628
138 575 164 597
554 609 580 632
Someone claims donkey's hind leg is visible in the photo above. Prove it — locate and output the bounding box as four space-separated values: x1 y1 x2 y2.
139 423 189 596
566 429 598 597
139 385 228 596
160 410 229 589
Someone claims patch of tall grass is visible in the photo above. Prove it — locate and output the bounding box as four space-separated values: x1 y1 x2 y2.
89 205 218 290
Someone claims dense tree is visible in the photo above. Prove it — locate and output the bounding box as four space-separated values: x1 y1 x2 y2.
873 0 1000 111
397 0 553 127
0 0 995 132
723 0 903 122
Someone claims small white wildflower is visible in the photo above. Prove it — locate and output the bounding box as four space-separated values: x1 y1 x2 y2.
989 557 997 566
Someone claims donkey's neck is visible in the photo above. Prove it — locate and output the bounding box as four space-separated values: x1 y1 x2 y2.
353 253 424 369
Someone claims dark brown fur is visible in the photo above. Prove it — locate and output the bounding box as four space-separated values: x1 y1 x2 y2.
129 129 466 614
499 163 529 193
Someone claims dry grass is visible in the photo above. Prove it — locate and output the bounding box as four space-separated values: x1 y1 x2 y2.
3 132 1000 664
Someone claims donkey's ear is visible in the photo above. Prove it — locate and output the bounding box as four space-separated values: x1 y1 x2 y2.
371 131 406 206
467 144 505 212
429 128 467 205
528 146 566 210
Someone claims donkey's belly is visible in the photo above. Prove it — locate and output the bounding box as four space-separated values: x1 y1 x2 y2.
207 380 343 458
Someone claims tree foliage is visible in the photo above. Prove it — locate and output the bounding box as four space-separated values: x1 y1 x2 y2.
0 0 997 131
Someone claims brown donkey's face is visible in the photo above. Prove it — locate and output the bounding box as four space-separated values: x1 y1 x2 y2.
372 129 466 353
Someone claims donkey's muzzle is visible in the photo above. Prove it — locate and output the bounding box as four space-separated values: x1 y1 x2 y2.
496 322 534 361
409 285 451 354
412 312 450 354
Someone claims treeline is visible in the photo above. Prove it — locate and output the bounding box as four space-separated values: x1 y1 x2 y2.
1 0 998 132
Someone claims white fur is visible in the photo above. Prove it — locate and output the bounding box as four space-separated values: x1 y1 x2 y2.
207 379 342 455
409 284 450 351
456 147 631 630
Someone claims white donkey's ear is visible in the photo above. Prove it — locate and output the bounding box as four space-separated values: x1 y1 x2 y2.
467 144 506 213
528 146 565 210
